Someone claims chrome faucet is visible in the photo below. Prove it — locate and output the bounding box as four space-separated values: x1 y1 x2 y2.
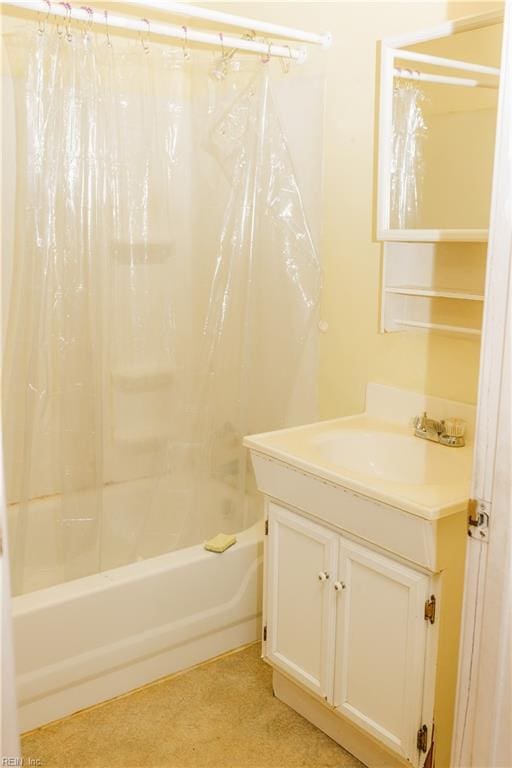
412 412 466 448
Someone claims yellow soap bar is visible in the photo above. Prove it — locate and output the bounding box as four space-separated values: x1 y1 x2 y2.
204 533 237 553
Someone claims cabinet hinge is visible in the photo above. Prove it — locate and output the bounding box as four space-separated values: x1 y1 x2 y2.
424 595 436 624
467 498 490 541
265 519 269 536
263 625 267 641
417 724 428 753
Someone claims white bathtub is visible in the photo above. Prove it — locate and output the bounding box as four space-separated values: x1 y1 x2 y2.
12 522 263 732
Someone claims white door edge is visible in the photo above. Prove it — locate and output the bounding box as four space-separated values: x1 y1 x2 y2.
452 3 512 765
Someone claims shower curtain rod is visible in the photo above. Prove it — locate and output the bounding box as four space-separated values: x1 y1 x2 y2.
1 1 327 61
394 67 499 89
120 0 332 48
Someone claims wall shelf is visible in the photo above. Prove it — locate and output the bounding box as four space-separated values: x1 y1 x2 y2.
384 286 484 301
393 320 482 337
381 242 486 337
377 229 489 243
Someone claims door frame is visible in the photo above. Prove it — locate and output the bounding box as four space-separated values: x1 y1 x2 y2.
452 1 512 764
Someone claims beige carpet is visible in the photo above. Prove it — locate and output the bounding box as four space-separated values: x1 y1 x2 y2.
22 643 363 768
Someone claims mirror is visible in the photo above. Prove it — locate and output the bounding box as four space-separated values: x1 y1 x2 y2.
377 13 503 242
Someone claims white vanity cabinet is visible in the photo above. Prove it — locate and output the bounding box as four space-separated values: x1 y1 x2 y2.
245 384 472 768
264 501 437 768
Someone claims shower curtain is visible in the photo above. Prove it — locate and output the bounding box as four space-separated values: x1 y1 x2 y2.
3 26 321 595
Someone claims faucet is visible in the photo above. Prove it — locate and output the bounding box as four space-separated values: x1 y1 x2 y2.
412 412 466 448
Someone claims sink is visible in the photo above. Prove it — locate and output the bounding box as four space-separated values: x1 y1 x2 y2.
312 429 472 485
244 384 475 520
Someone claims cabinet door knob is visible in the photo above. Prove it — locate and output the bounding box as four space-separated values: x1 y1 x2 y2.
334 581 346 591
317 571 330 582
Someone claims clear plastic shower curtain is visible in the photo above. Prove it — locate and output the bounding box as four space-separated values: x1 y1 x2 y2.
4 30 106 594
3 27 322 595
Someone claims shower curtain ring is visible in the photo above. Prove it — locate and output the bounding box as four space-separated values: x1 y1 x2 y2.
140 17 150 54
57 2 71 42
65 2 72 41
37 0 51 35
280 45 292 74
216 32 230 77
261 40 272 64
181 25 190 60
219 32 226 60
56 1 64 36
104 10 112 47
57 2 72 41
79 6 93 39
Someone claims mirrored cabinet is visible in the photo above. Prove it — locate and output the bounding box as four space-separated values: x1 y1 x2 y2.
377 10 503 338
377 11 503 242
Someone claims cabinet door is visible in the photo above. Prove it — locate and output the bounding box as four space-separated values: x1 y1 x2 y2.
266 503 337 700
334 537 430 764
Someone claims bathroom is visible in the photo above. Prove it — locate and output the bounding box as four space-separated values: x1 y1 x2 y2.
0 1 510 766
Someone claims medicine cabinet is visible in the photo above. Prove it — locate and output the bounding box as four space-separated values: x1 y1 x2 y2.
377 10 503 242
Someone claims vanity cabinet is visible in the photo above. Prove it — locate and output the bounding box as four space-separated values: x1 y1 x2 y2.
264 501 437 768
245 384 471 768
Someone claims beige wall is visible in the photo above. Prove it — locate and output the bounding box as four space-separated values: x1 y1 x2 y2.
210 1 502 417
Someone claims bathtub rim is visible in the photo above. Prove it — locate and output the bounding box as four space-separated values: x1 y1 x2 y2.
12 520 264 613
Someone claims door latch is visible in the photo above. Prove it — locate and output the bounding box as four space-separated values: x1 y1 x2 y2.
467 498 490 541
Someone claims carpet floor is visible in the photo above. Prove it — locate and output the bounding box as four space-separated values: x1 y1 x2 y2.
21 643 364 768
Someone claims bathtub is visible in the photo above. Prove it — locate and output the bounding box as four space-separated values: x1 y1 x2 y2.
12 522 263 732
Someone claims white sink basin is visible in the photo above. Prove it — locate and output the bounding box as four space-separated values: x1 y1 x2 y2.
312 429 471 485
244 385 476 519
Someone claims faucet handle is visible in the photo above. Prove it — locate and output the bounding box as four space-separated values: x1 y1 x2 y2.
443 418 466 438
439 417 467 447
412 411 427 428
